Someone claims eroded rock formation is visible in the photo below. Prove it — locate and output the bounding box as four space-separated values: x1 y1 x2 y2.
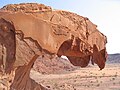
0 3 107 90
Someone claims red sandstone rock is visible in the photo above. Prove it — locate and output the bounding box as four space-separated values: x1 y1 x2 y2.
0 3 107 90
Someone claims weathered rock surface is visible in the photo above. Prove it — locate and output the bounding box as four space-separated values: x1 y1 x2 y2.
0 3 107 90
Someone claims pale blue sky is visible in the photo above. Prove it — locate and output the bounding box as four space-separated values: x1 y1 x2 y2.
0 0 120 54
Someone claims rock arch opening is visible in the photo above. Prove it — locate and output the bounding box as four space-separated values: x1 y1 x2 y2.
57 37 92 68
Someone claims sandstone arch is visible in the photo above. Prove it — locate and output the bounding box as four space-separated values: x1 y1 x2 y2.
0 3 107 90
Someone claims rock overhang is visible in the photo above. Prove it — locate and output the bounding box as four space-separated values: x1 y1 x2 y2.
0 3 107 90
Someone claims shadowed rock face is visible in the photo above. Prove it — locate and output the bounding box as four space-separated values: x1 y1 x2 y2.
0 18 16 74
0 3 107 90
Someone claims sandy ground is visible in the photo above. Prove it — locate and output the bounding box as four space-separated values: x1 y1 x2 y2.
30 64 120 90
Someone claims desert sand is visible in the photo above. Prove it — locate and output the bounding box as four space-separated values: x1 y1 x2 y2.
31 63 120 90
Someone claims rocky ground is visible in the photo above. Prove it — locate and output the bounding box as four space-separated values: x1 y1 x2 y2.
31 64 120 90
30 56 120 90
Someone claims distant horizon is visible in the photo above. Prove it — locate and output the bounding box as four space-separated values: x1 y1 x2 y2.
0 0 120 54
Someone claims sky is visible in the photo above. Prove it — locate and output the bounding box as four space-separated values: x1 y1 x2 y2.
0 0 120 54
